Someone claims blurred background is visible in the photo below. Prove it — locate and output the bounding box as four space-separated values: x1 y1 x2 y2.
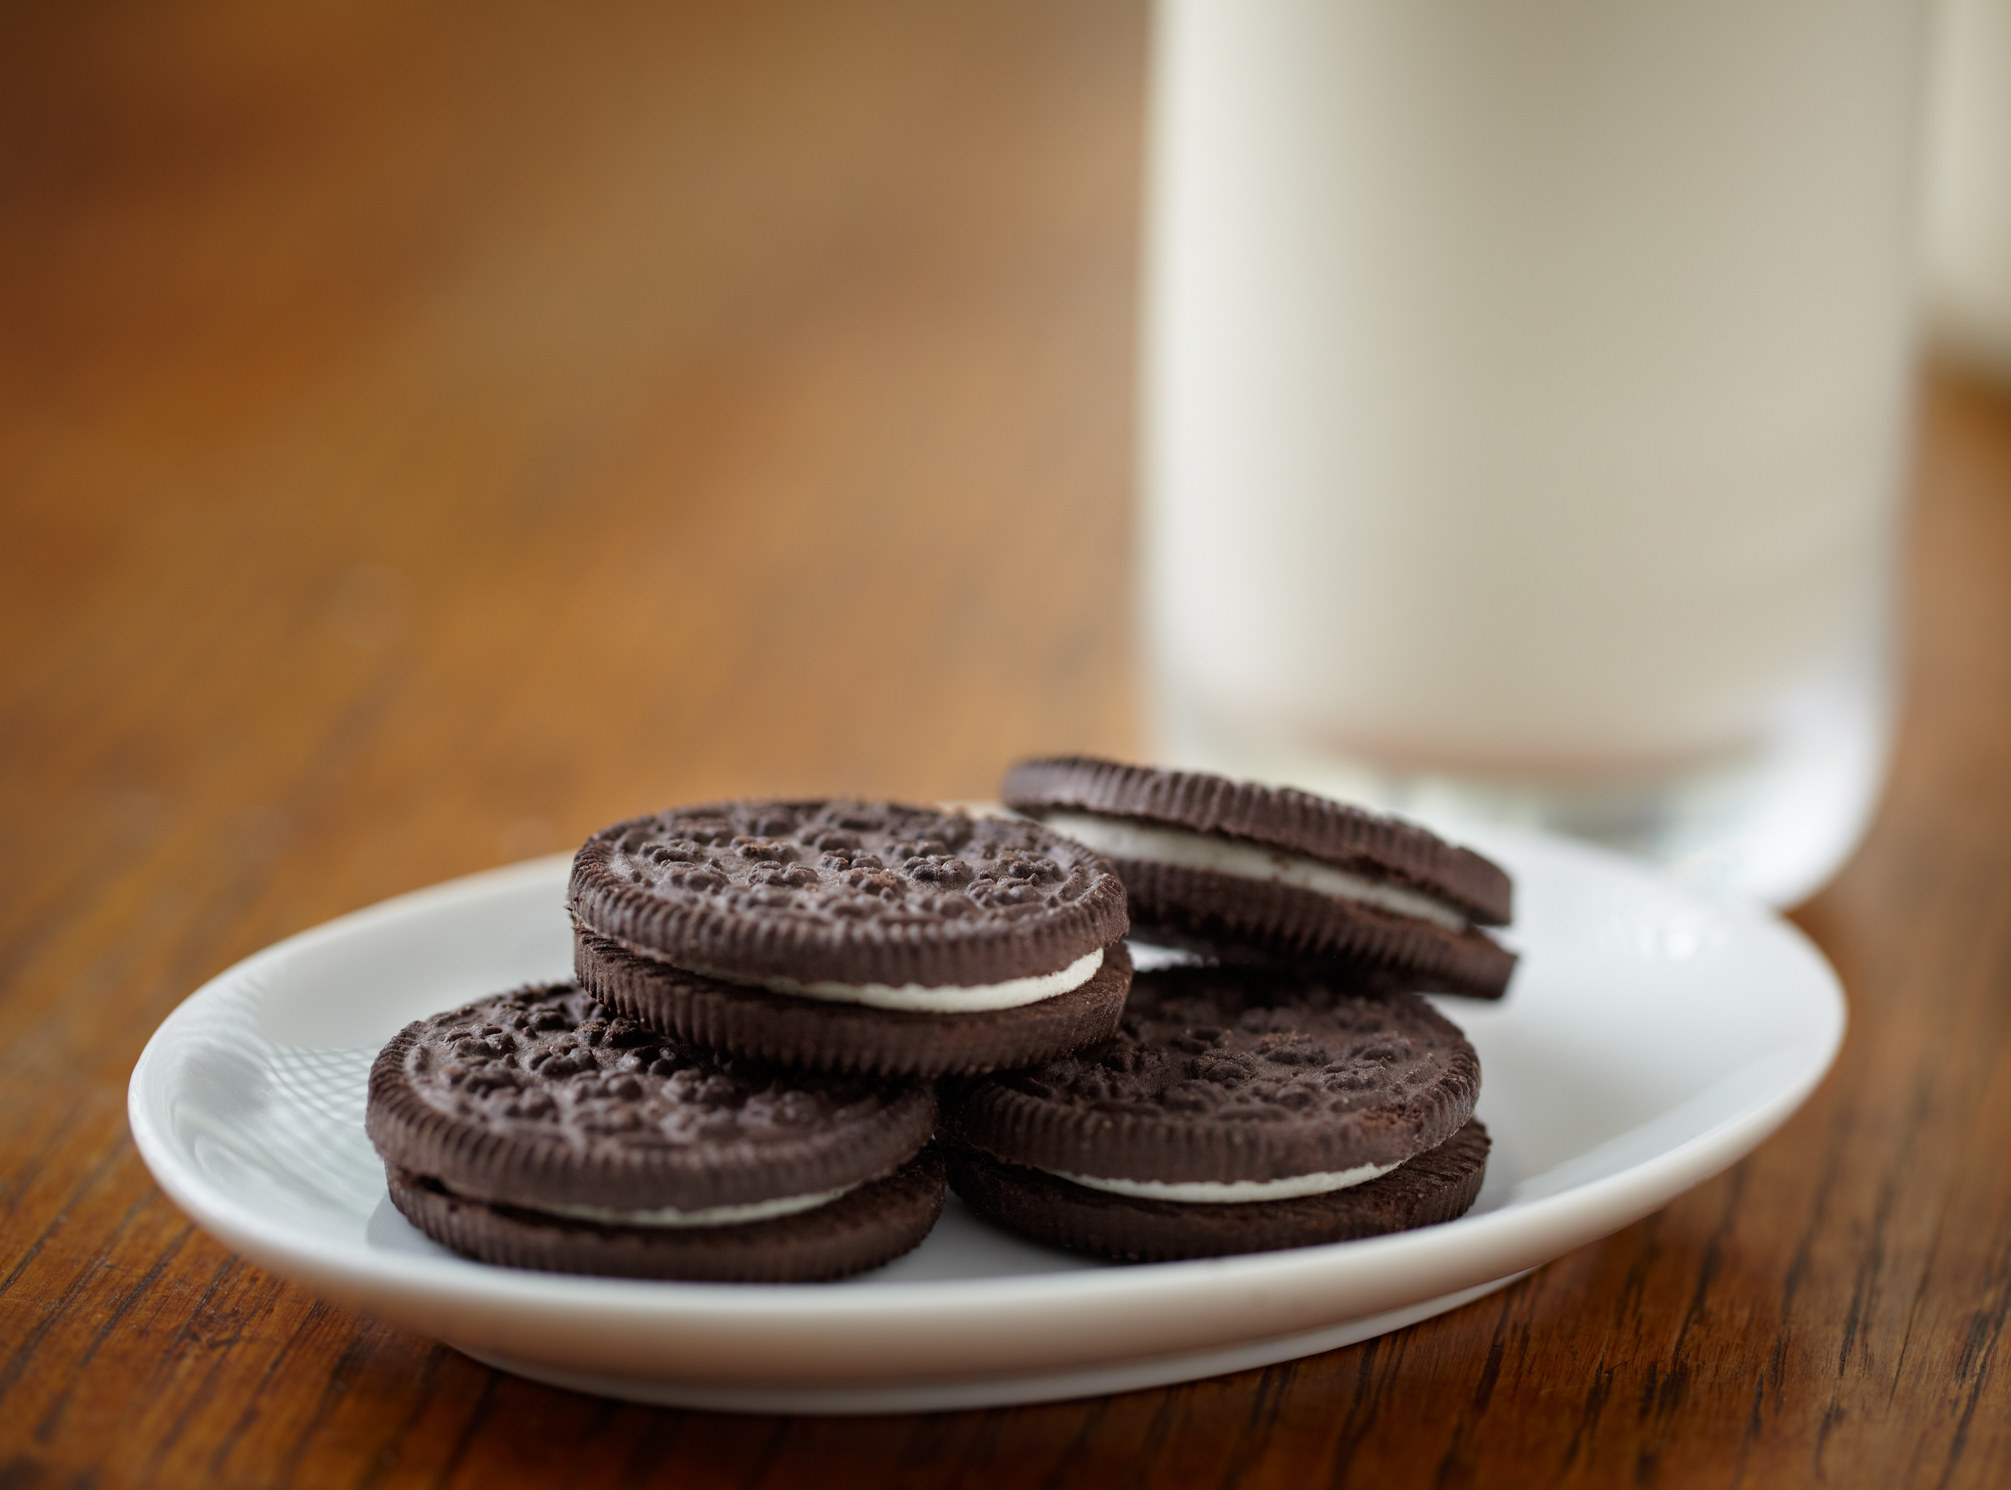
4 0 2009 923
2 0 1144 929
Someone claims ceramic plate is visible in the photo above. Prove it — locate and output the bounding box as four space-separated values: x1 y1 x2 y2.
128 827 1843 1413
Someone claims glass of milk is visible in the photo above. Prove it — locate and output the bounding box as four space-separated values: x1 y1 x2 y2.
1140 0 1929 906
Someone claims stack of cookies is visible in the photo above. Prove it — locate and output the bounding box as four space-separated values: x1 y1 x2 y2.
365 764 1514 1278
945 757 1512 1262
367 799 1134 1280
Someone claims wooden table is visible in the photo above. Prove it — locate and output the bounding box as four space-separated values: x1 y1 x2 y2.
4 3 2008 1484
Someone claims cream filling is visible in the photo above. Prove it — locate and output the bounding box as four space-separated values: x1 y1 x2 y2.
702 945 1105 1013
1040 813 1468 932
1049 1159 1403 1204
532 1183 857 1229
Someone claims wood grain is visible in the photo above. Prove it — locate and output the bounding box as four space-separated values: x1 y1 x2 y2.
2 2 2008 1485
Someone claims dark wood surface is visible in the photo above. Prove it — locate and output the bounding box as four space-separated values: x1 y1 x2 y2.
3 3 2008 1485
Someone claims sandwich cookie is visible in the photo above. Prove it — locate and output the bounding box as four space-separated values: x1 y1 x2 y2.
1002 757 1516 998
570 799 1131 1077
367 983 943 1281
941 964 1489 1262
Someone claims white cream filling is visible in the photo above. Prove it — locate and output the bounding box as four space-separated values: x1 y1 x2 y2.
1048 1159 1403 1204
532 1183 857 1229
1040 813 1468 932
702 945 1105 1013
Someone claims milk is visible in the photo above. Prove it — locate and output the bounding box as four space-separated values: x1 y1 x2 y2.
1141 0 1927 901
1925 0 2011 381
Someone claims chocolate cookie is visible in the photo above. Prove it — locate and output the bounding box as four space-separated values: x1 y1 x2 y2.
576 932 1134 1080
941 964 1487 1261
388 1152 946 1283
1001 757 1516 998
367 983 942 1281
946 1122 1488 1263
569 799 1132 1076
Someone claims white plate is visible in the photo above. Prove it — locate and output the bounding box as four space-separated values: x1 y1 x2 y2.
128 829 1844 1414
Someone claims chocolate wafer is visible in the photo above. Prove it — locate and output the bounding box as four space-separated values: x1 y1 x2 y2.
1002 757 1515 998
569 799 1132 1075
941 964 1488 1261
367 983 942 1281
